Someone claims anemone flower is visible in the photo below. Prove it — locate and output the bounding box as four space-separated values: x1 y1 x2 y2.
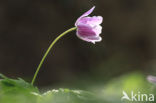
75 6 103 44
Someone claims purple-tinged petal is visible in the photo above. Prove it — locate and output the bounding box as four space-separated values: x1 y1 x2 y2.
77 24 96 37
75 6 95 26
147 75 156 84
78 16 103 26
76 32 102 44
87 36 102 44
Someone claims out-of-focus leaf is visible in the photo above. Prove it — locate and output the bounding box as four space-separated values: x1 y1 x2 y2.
0 74 39 103
38 88 101 103
100 72 153 103
0 74 104 103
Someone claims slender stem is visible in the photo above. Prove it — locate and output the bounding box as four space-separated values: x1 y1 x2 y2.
31 27 77 85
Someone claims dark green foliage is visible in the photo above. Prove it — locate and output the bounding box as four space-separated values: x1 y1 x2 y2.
0 74 39 103
0 73 155 103
0 74 102 103
38 88 101 103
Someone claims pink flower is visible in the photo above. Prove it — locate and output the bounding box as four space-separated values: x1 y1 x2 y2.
147 75 156 84
75 6 103 44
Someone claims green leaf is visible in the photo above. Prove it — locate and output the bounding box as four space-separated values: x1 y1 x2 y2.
38 88 100 103
0 74 39 103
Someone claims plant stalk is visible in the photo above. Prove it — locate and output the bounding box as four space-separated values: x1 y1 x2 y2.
31 27 77 85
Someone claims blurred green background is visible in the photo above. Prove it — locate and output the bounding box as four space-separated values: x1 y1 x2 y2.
0 0 156 101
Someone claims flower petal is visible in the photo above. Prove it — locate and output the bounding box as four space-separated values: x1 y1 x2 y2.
77 33 102 44
77 16 103 26
75 6 95 26
77 24 96 37
147 75 156 83
87 36 102 44
92 25 102 36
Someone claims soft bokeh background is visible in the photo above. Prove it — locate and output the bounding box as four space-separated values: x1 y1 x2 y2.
0 0 156 94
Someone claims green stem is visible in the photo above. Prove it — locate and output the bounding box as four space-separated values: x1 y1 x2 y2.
31 27 77 85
